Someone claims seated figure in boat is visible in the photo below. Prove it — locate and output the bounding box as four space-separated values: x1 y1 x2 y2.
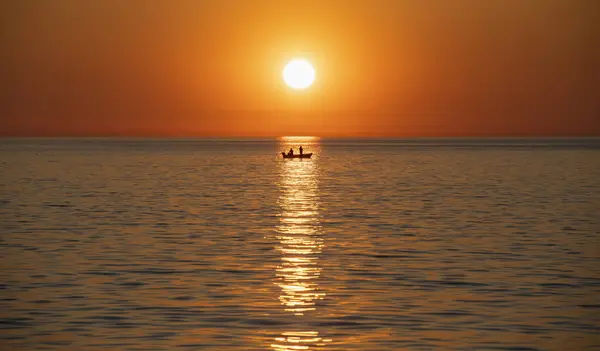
288 148 294 156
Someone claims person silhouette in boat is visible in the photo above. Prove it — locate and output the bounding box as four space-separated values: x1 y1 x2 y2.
288 148 294 156
299 146 303 155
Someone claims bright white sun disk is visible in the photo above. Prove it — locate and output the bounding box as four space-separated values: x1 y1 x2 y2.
283 59 315 89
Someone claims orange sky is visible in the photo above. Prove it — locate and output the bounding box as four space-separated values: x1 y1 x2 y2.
1 0 598 137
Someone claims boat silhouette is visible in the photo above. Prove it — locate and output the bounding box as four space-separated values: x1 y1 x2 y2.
281 152 313 159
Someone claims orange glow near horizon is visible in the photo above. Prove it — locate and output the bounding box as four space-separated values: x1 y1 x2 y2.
1 1 598 137
278 136 320 142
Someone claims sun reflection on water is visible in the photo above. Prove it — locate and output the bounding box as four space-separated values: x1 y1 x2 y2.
273 136 329 350
271 331 332 351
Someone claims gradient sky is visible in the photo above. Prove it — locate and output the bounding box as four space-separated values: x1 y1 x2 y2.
1 0 598 137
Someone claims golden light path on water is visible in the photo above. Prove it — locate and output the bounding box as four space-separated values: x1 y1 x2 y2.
272 137 331 351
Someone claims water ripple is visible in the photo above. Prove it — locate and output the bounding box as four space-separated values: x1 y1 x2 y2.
1 138 599 350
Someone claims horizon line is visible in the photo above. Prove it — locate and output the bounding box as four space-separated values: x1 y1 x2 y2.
1 135 599 139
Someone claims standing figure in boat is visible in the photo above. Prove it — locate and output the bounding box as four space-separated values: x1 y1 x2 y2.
299 146 303 155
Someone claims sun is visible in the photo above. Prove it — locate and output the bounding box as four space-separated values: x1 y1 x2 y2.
283 59 315 89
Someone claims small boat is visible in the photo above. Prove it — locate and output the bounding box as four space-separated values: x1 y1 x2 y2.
281 152 312 159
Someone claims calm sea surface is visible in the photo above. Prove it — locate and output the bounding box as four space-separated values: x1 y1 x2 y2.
1 137 599 351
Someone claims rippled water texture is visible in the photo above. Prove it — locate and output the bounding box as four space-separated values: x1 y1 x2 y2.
1 137 599 350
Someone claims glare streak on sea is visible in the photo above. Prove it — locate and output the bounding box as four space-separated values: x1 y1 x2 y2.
1 137 599 351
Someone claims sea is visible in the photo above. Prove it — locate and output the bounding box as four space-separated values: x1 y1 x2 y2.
1 137 599 351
